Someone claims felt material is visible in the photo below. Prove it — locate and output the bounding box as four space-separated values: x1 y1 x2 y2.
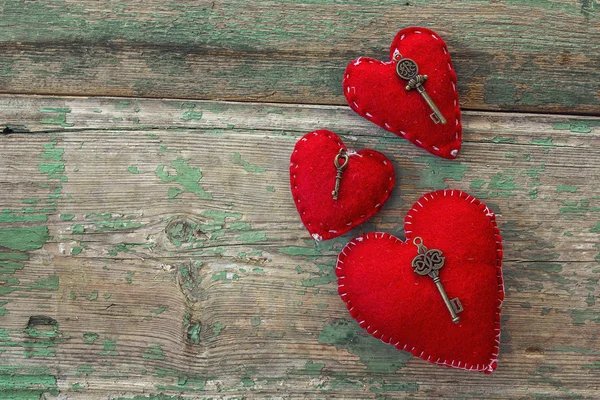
290 130 395 241
343 27 462 159
336 190 504 373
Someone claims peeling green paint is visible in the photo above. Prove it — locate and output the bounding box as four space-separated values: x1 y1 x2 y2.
290 360 324 375
83 290 98 301
107 243 155 256
590 223 600 233
155 157 212 200
186 322 201 345
470 179 486 189
553 119 600 133
529 137 557 152
560 199 600 215
0 211 48 223
76 365 95 376
91 220 143 232
586 294 596 306
38 140 67 182
414 156 468 190
210 322 224 342
369 378 419 392
522 164 546 181
230 222 251 230
182 110 203 120
151 306 169 315
0 226 49 251
491 136 516 144
232 152 266 173
0 373 58 396
319 319 412 373
251 316 261 327
557 184 578 193
71 246 83 255
142 344 165 360
278 246 321 257
302 262 335 287
569 309 600 324
59 213 75 221
211 271 239 283
39 107 73 127
529 189 538 199
237 231 267 243
127 166 140 174
0 261 24 275
100 339 119 356
82 333 99 344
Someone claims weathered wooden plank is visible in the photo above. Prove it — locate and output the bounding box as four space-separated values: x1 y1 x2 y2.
0 96 599 399
0 1 599 114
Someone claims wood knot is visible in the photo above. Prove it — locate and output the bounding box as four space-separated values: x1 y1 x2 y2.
525 346 544 356
165 218 206 247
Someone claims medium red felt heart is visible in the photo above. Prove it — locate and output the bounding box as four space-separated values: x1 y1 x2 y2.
290 130 395 241
336 190 504 373
343 27 462 159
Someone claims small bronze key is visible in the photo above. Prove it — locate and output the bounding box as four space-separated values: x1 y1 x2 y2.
411 237 463 323
395 56 447 125
331 148 349 200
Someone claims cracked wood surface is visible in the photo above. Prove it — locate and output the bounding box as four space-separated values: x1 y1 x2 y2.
0 96 599 399
0 0 599 114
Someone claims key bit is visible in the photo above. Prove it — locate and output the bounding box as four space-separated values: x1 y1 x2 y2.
396 57 447 125
331 148 349 200
411 237 462 323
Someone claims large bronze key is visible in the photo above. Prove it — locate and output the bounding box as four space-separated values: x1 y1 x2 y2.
411 237 463 323
396 57 447 125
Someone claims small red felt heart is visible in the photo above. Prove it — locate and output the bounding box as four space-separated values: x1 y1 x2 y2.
343 27 462 159
290 130 395 241
336 190 503 373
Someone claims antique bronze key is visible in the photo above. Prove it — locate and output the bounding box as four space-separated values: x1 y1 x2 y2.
395 56 447 125
411 237 463 323
331 149 349 200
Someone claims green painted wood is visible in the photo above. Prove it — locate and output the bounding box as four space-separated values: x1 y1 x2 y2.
0 96 599 398
0 1 598 114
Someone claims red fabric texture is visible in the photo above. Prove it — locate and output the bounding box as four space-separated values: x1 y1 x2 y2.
336 190 504 373
290 130 395 241
343 27 462 159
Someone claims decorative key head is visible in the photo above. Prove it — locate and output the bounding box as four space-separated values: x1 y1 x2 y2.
411 237 445 276
396 58 419 81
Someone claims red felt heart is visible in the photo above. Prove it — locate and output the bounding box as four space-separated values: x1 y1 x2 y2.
290 130 395 241
343 27 462 159
336 190 504 373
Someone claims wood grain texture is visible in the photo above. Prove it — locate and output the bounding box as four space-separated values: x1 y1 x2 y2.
0 96 599 399
0 0 598 114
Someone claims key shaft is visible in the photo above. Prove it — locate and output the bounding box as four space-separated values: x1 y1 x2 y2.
416 85 447 125
432 275 460 323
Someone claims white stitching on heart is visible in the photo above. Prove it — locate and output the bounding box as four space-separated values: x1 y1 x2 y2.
335 189 504 373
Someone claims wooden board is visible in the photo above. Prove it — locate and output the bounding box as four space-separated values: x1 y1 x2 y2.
1 0 599 114
0 96 599 399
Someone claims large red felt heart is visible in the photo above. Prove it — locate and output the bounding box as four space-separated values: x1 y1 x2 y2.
343 27 462 159
290 130 395 241
336 190 504 373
